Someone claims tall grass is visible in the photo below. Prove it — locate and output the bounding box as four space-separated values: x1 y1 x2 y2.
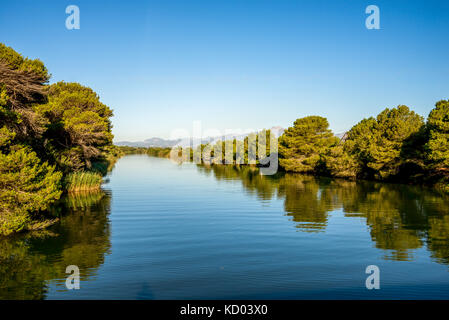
64 171 103 192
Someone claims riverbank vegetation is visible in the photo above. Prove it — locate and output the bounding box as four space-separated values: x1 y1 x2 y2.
117 146 175 158
129 104 449 194
282 104 449 193
63 172 103 192
282 104 448 192
0 43 121 236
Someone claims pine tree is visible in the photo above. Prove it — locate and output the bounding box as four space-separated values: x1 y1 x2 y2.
345 105 424 180
37 82 114 171
0 146 62 236
279 116 338 173
426 100 449 169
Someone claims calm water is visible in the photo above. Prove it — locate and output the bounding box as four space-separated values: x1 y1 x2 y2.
1 155 449 299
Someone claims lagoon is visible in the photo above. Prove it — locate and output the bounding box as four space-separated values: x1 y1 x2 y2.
1 155 449 299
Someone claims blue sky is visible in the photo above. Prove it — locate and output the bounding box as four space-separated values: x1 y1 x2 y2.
1 0 448 141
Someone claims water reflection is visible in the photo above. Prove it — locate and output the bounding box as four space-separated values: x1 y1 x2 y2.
0 191 111 299
197 165 449 265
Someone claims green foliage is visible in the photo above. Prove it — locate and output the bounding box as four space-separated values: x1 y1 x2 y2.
0 43 60 236
426 100 449 168
0 126 15 148
118 146 148 155
234 139 245 164
325 144 358 179
37 81 114 171
424 100 449 192
0 43 49 80
244 133 257 164
167 129 276 165
279 116 338 173
0 85 8 106
0 43 49 144
147 147 172 158
0 146 62 236
242 129 275 165
344 105 424 180
0 43 118 236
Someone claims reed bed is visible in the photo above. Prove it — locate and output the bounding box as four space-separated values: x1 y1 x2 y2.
64 171 103 192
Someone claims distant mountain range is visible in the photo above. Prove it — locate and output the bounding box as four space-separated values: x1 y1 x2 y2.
115 126 286 148
115 137 182 148
116 127 347 148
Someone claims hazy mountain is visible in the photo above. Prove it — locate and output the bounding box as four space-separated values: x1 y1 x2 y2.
115 128 353 148
115 137 181 148
115 126 285 148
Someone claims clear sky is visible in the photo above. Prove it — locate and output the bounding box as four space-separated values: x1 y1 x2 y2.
1 0 448 141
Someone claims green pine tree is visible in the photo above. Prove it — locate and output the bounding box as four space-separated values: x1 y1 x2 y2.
279 116 338 173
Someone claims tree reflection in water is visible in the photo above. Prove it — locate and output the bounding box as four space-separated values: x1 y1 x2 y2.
2 164 449 299
0 191 111 299
197 164 449 265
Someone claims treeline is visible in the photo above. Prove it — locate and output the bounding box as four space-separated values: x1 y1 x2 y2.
0 43 121 235
118 146 149 155
278 105 449 193
147 147 172 158
126 129 276 165
136 104 449 193
190 129 275 165
117 146 173 158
